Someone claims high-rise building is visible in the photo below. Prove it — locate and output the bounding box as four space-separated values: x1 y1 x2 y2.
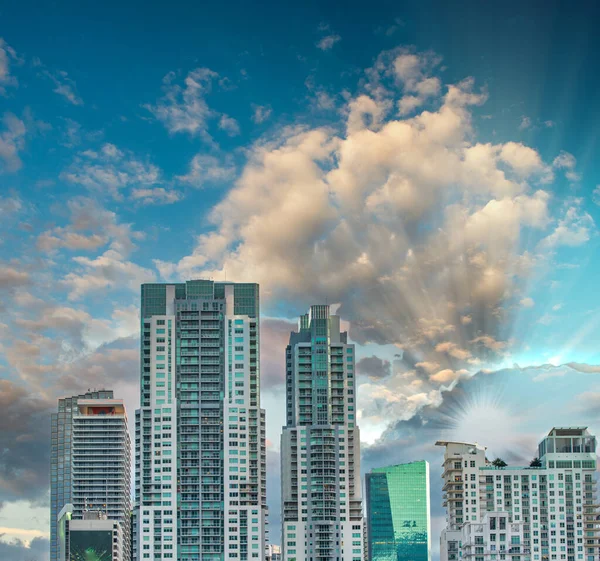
72 398 131 560
50 390 114 561
280 305 363 561
437 427 600 561
365 461 431 561
134 280 267 561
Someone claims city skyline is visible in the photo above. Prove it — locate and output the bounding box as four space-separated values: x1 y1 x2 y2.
3 1 600 560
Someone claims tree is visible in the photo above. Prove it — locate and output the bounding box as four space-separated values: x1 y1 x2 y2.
492 457 507 467
530 457 542 467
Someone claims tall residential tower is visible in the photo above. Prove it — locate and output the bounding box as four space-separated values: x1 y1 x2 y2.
50 390 115 561
135 281 267 561
365 461 431 561
281 305 363 561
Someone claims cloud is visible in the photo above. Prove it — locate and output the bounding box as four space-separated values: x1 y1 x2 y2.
519 116 532 130
553 150 580 182
539 202 594 249
593 185 600 206
153 50 582 414
390 50 442 115
42 69 83 105
566 363 600 374
356 355 392 379
260 318 296 388
37 197 143 255
0 335 139 514
62 249 156 300
430 368 467 383
176 154 236 187
520 297 535 308
251 104 272 124
0 380 53 506
145 68 229 142
0 536 49 561
60 143 162 200
130 187 182 205
0 38 19 94
0 113 27 172
316 34 341 51
218 114 240 136
0 266 30 289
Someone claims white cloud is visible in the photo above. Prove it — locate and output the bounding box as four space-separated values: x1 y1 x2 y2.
0 38 19 94
251 104 272 124
42 69 83 105
0 112 26 172
218 114 240 136
593 185 600 206
430 368 468 383
176 154 236 187
62 249 156 300
316 34 341 51
130 187 182 205
553 150 580 182
519 116 532 130
60 143 162 200
37 197 144 256
391 51 442 115
539 203 594 249
60 47 593 445
145 68 224 142
520 297 535 308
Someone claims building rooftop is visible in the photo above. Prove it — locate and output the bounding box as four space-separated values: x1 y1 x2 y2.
435 440 487 450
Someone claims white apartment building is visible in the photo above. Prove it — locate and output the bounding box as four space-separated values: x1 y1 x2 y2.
438 428 600 561
135 281 267 561
281 305 363 561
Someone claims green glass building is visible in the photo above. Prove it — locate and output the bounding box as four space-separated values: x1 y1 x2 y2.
365 461 431 561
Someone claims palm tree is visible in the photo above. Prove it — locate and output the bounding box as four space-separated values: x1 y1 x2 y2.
530 457 542 467
492 457 507 467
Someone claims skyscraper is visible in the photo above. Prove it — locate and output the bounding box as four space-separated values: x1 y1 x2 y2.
135 280 267 561
365 461 431 561
281 305 363 561
72 398 131 560
50 390 114 561
437 427 600 561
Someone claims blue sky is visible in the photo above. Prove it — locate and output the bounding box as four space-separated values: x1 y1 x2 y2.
2 0 600 559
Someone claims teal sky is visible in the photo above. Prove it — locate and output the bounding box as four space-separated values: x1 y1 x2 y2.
1 1 600 559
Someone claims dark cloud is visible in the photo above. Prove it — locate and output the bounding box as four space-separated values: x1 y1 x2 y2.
0 536 49 561
0 336 138 510
356 355 391 379
49 335 139 394
0 380 53 506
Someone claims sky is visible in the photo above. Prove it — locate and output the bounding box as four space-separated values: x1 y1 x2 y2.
1 0 600 559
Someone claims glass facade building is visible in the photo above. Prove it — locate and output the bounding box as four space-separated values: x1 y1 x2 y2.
134 280 267 561
365 461 431 561
51 390 115 561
